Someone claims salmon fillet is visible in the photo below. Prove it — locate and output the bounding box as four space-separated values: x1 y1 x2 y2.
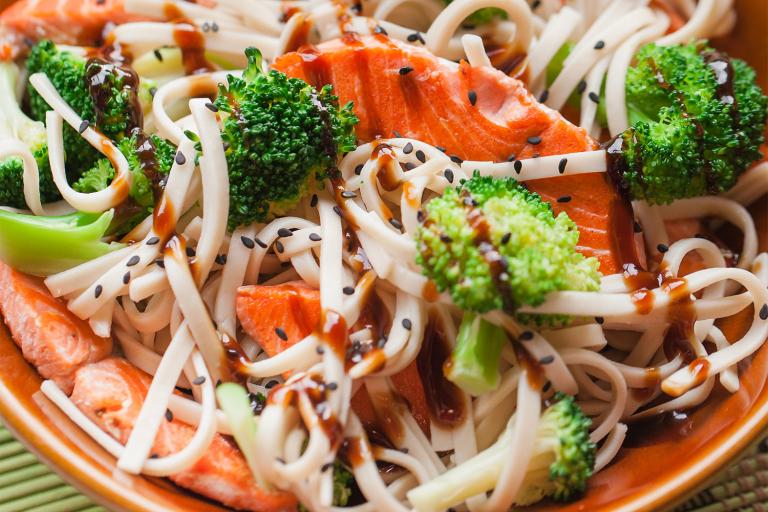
236 282 432 433
0 261 111 393
70 357 298 512
273 35 637 274
0 0 147 59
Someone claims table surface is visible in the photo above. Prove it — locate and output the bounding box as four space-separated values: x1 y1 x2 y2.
0 424 764 512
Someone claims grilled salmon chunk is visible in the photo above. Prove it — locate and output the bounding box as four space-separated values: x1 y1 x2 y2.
273 35 637 274
0 261 111 393
71 357 298 512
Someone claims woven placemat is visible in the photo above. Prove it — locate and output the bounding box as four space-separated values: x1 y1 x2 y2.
0 422 764 511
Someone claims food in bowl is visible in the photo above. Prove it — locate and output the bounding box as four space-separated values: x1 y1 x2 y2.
0 0 766 510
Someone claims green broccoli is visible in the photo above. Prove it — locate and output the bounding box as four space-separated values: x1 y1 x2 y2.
214 47 357 230
0 61 59 208
74 131 177 234
407 393 595 510
0 209 121 276
614 41 768 203
415 172 601 315
26 41 153 174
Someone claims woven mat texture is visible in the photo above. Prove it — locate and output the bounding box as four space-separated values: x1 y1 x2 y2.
0 423 764 512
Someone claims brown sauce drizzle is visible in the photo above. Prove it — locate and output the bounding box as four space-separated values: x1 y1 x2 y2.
630 367 661 402
511 339 545 390
483 41 528 81
340 436 368 468
417 312 465 427
164 4 214 75
85 58 143 133
317 309 349 358
283 14 314 54
267 374 344 449
373 143 401 192
368 390 406 445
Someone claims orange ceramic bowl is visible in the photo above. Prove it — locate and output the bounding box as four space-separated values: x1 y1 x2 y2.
0 1 767 511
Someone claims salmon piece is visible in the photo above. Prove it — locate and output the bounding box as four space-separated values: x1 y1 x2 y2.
71 357 298 512
0 0 148 59
0 261 111 393
273 35 637 274
236 282 431 434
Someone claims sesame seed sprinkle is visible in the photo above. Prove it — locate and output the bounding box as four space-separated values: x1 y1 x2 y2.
78 120 89 134
343 286 355 295
450 155 463 164
417 210 424 222
94 285 103 298
310 194 318 207
403 142 414 154
215 254 227 265
186 246 196 257
275 241 285 253
519 330 534 341
543 381 552 392
341 190 357 199
205 102 219 112
389 218 403 230
193 376 206 385
634 222 643 233
539 355 555 365
240 236 255 249
316 345 325 355
175 151 186 165
468 90 477 106
399 66 413 75
577 80 587 94
527 135 542 145
513 160 523 174
327 382 338 391
657 243 669 253
588 92 600 104
374 25 388 35
557 195 572 203
333 206 343 217
123 272 131 284
321 462 333 472
275 327 288 340
501 232 511 244
507 154 516 162
407 32 425 44
277 228 293 238
594 40 605 50
595 316 605 324
402 318 412 330
126 255 140 267
309 233 322 242
538 89 549 102
255 238 268 249
165 409 173 421
415 150 426 163
443 169 454 183
154 49 163 61
760 304 768 320
440 233 453 243
266 380 279 389
558 158 568 174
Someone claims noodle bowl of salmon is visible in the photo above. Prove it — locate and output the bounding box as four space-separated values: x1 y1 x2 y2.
0 0 765 510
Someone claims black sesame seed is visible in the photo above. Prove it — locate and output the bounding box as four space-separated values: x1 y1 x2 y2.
501 232 511 244
275 327 288 341
374 25 388 35
760 304 768 321
193 376 206 385
309 233 322 242
513 160 523 174
310 194 318 207
399 66 413 75
532 153 540 158
149 87 157 97
588 92 600 104
407 32 425 44
126 255 140 267
393 130 403 138
539 355 555 365
402 143 414 155
327 382 338 391
147 236 160 245
468 90 477 106
557 195 572 203
389 218 403 230
519 330 534 341
215 254 227 265
321 462 333 472
123 272 131 284
415 150 426 163
595 316 605 324
443 169 454 183
377 337 387 348
450 155 463 164
78 120 89 134
577 80 587 94
275 241 285 253
538 89 549 103
507 154 517 162
165 409 174 421
155 259 165 268
186 246 196 257
402 318 412 330
266 380 280 389
211 22 219 32
316 345 325 355
340 190 357 200
354 164 364 175
277 228 293 238
543 381 552 392
343 286 355 295
436 146 446 153
417 210 425 222
333 206 343 217
255 238 268 249
657 243 669 253
527 136 542 145
531 0 541 8
175 151 186 165
403 162 417 171
205 102 219 112
241 236 255 249
594 40 605 50
202 21 210 32
440 233 453 243
150 454 159 459
153 49 163 61
558 158 568 174
94 285 103 298
634 222 643 233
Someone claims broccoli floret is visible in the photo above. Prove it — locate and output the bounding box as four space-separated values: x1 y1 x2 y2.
0 209 121 276
0 61 59 208
74 131 176 234
407 394 595 510
617 41 767 203
445 312 508 395
214 47 357 230
415 172 601 315
26 41 149 174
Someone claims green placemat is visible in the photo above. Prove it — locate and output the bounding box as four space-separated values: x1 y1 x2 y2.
0 423 764 511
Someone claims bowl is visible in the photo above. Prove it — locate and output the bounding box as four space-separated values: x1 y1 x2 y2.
0 0 766 510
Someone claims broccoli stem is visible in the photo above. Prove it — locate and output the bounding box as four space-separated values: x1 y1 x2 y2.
445 313 507 395
0 210 121 276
